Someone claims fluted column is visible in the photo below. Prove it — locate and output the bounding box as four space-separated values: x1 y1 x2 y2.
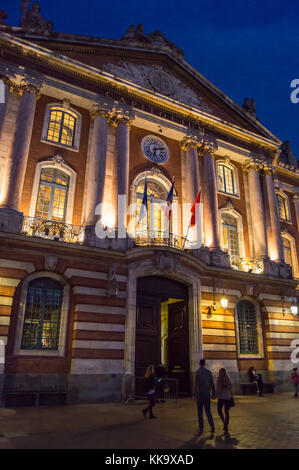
201 141 220 249
243 158 268 259
0 81 41 233
85 105 109 225
261 163 284 262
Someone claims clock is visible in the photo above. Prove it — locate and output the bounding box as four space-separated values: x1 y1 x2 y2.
141 135 169 164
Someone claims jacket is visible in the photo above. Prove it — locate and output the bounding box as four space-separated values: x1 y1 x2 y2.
195 366 215 396
216 379 232 400
144 374 155 393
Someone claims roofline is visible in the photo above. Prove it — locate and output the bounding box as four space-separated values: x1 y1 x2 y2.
0 31 281 152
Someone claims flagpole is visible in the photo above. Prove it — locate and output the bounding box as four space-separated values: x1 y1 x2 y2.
146 172 149 242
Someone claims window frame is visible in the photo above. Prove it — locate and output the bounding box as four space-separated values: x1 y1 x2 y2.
35 168 70 222
41 103 82 152
29 158 77 225
216 160 240 198
235 298 264 359
219 208 245 259
14 272 70 357
276 192 291 223
281 232 298 278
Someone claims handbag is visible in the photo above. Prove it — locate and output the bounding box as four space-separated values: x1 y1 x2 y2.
228 397 235 408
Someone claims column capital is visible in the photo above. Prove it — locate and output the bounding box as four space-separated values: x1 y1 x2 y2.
89 103 110 120
180 134 202 151
293 192 299 201
107 106 134 127
198 139 217 156
242 157 264 172
262 162 276 176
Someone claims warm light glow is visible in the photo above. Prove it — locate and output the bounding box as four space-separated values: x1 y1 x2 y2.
220 297 228 308
102 212 115 229
291 304 298 315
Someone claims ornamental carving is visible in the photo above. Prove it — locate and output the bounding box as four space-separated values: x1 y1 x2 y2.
20 1 53 35
180 134 203 151
198 139 217 156
102 61 211 113
242 157 264 172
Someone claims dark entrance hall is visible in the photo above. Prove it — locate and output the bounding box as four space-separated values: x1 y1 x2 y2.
135 276 190 395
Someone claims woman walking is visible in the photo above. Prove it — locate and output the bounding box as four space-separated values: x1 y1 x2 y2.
291 368 299 398
142 365 157 419
216 368 232 432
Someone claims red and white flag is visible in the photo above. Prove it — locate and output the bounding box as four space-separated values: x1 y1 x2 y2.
190 190 201 227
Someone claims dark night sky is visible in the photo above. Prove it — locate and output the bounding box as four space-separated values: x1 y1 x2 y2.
2 0 299 159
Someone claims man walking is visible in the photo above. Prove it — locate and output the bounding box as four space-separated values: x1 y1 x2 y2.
195 359 216 434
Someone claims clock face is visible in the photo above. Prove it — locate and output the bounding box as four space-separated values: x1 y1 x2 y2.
141 135 169 164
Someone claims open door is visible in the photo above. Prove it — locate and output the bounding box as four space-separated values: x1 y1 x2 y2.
168 300 190 394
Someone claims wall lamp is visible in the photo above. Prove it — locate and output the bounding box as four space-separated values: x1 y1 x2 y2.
291 299 298 316
220 297 228 309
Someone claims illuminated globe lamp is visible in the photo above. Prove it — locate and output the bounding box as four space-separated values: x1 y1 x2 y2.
220 297 228 309
290 300 298 316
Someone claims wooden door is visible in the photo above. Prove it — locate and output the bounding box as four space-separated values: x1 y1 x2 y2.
168 300 190 394
135 295 161 377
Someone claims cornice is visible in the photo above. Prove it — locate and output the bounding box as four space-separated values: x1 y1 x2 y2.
0 32 281 154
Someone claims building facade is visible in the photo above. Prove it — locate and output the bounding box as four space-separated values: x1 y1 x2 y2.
0 6 298 404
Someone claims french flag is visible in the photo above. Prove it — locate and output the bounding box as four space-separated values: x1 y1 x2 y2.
165 177 175 220
138 176 148 224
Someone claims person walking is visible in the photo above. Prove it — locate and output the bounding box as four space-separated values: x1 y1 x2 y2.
155 363 167 403
291 367 299 398
195 359 215 434
248 366 264 396
142 365 157 419
216 368 232 432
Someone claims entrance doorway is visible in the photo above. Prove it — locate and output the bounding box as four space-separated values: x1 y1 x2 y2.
135 276 190 394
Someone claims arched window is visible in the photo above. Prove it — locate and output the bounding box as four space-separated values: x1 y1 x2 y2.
217 163 238 196
221 212 239 256
35 168 69 222
277 194 290 221
236 300 259 355
136 178 168 234
41 103 82 151
47 107 76 146
21 277 63 351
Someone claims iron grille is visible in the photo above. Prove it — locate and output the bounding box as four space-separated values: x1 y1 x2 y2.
21 278 63 350
237 300 259 354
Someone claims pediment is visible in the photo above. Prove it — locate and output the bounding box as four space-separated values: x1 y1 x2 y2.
102 61 212 114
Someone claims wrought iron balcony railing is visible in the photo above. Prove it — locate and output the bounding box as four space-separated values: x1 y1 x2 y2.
22 216 84 244
134 230 189 250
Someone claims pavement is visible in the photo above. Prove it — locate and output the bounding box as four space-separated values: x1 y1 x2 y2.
0 393 299 449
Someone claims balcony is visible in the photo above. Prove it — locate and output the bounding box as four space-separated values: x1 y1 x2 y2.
230 255 264 274
135 230 189 251
22 216 84 244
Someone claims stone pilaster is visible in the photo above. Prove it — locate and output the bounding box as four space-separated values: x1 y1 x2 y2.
293 193 299 233
0 80 41 233
261 163 284 262
243 158 268 259
200 141 220 249
180 135 200 204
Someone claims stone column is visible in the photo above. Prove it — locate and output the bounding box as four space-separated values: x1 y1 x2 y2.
201 141 220 249
108 108 133 238
261 163 284 262
0 82 41 233
181 135 200 204
243 158 268 259
84 105 109 227
0 77 10 139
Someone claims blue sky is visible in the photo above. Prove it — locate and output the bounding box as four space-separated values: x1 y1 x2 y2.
2 0 299 159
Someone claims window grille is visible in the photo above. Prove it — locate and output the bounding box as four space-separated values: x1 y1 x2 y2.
237 300 259 354
21 278 63 350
